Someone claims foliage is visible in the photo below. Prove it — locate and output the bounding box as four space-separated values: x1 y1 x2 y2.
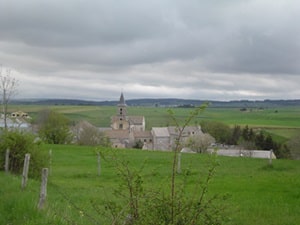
185 133 215 153
0 68 19 129
133 139 144 149
198 120 292 159
200 120 231 144
228 125 242 145
73 120 110 146
36 109 72 144
0 130 48 178
286 134 300 159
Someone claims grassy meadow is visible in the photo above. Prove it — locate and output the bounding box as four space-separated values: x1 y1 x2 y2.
1 144 300 224
2 104 299 224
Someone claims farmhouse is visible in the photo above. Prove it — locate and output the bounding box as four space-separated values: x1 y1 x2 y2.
151 126 203 151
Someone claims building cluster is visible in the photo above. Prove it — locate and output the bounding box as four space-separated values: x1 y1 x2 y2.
102 93 203 150
0 111 31 129
0 94 277 158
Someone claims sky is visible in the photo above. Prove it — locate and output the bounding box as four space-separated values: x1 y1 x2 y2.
0 0 300 101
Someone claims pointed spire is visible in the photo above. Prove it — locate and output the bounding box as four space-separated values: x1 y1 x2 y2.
118 92 126 106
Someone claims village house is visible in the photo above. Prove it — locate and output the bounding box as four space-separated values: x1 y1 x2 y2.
0 111 31 130
151 126 203 151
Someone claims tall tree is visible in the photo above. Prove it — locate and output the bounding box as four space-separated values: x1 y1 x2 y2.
0 67 19 129
185 133 215 153
37 109 72 144
200 120 231 144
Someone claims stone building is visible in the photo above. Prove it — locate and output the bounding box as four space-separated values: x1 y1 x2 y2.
151 126 203 151
110 93 145 131
105 93 152 148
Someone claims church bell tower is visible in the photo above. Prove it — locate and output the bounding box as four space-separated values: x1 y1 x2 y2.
115 92 127 129
117 92 127 117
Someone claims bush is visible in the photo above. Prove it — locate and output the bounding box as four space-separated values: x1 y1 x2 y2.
200 121 231 144
0 130 48 178
73 121 111 146
37 109 72 144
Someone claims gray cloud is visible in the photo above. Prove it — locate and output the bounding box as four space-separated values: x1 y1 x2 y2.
1 0 300 101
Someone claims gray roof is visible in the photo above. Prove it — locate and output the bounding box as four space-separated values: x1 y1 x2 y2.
105 130 130 139
152 127 170 137
168 126 202 136
133 130 152 138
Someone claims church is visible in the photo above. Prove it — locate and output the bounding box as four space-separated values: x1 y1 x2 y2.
104 93 153 148
110 92 145 131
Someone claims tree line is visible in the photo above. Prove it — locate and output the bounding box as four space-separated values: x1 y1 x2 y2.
200 121 292 159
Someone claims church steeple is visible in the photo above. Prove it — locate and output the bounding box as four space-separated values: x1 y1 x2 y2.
117 92 127 117
118 92 126 106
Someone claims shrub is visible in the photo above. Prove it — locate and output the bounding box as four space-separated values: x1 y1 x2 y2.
36 109 72 144
0 130 48 178
73 120 111 146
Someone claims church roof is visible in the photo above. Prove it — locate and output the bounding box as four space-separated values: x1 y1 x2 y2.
105 130 130 139
118 92 126 106
133 130 152 138
152 127 170 137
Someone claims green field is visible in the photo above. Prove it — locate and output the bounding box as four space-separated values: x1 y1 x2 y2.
9 104 300 158
9 104 300 136
1 145 300 225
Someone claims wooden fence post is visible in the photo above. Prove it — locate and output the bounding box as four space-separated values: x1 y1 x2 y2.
97 152 101 176
269 149 273 165
5 149 10 173
21 153 31 190
38 168 49 209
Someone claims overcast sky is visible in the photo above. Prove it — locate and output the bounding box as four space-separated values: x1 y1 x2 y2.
1 0 300 101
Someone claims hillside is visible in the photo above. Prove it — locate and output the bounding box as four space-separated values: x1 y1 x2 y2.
13 98 300 108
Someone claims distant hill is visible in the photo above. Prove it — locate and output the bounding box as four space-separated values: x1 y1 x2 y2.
12 98 300 108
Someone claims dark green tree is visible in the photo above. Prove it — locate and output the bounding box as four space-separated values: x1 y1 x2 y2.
200 120 231 144
255 131 265 149
263 134 274 150
228 125 242 145
37 109 72 144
